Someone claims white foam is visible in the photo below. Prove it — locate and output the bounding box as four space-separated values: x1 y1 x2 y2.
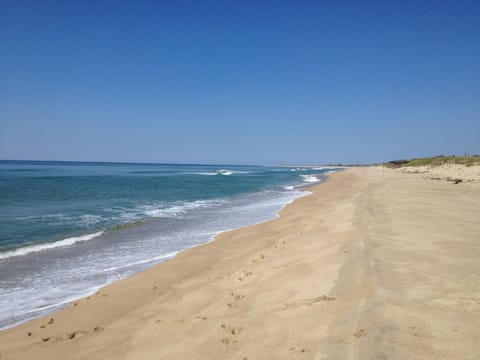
283 185 295 190
79 214 103 225
142 199 222 218
104 199 223 222
0 187 314 330
300 175 321 183
0 231 104 260
311 168 339 174
290 168 308 172
217 169 234 175
191 169 251 176
216 169 252 175
0 285 106 331
99 251 179 273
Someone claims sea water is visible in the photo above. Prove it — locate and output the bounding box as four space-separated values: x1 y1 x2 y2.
0 160 339 329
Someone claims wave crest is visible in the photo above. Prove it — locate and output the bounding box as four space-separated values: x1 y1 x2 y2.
300 175 321 183
0 231 104 260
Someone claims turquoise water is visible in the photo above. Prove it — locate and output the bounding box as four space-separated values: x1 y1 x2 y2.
0 160 337 329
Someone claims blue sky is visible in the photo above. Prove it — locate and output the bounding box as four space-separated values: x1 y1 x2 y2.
1 0 479 165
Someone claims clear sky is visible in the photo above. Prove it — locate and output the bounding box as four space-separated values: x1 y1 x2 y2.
1 1 479 165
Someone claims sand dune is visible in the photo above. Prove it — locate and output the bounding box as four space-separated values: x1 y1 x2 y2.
395 163 480 182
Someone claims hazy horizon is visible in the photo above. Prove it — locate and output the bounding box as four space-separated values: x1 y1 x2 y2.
1 153 479 167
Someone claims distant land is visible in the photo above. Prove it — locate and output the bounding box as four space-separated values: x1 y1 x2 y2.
385 155 480 168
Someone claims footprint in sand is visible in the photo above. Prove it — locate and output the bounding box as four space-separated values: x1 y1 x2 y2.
39 319 54 329
250 253 267 262
64 326 102 341
353 329 368 338
220 324 243 336
208 274 230 281
288 347 309 354
40 336 62 343
237 270 253 281
227 293 245 308
230 292 245 301
409 326 420 337
274 240 287 248
94 291 108 297
219 324 243 345
219 338 237 345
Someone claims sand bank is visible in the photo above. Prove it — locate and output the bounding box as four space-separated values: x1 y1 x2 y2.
1 166 479 359
396 163 480 182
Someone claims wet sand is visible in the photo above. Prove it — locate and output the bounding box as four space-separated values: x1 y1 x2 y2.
1 166 479 359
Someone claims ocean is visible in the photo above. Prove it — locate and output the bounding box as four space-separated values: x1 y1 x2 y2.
0 160 338 329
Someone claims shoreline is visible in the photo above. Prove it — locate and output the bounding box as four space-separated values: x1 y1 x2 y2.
1 167 479 359
0 171 341 358
0 174 327 331
0 171 327 331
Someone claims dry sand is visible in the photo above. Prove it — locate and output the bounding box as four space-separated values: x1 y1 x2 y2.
1 166 479 359
396 164 480 182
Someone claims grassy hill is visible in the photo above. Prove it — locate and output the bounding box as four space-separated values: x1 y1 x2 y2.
386 155 480 168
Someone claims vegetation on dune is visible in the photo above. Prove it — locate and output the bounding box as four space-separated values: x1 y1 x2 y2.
386 155 480 168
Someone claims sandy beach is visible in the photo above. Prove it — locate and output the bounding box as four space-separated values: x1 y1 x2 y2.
1 166 479 359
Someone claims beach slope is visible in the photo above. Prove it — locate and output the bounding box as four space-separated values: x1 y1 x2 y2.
1 167 479 359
